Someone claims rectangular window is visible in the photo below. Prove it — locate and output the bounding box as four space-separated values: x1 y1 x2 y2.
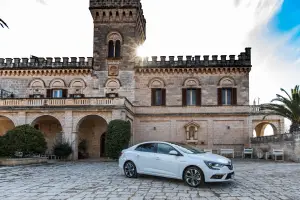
52 89 63 98
186 89 196 106
151 88 166 106
182 88 201 106
155 89 162 105
222 88 232 105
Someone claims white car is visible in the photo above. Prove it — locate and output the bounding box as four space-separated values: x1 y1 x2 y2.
119 141 234 187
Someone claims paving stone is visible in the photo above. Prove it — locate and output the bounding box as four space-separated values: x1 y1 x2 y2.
0 160 299 200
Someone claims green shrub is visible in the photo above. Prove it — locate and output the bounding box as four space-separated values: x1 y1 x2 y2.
0 124 47 157
53 141 73 158
105 120 131 159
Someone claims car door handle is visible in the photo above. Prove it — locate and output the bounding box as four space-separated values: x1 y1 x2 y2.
155 157 160 160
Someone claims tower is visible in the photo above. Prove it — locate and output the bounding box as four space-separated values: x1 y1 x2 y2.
90 0 146 71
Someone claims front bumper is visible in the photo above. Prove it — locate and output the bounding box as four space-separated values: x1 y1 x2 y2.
204 165 234 182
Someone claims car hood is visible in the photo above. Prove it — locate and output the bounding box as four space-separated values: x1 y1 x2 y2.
187 153 231 164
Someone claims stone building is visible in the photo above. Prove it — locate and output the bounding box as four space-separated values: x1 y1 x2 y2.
0 0 284 159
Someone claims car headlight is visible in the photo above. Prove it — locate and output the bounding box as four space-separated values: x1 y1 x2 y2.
204 161 225 170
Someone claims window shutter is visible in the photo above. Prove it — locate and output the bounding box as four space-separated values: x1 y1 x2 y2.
62 89 68 98
46 89 51 98
182 89 187 106
232 88 237 105
162 89 166 106
218 88 222 105
151 88 156 106
196 88 202 106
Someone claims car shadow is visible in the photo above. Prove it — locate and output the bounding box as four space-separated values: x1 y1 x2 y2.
137 174 236 188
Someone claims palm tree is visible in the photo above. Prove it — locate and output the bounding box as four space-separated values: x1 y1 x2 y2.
0 18 9 28
262 85 300 133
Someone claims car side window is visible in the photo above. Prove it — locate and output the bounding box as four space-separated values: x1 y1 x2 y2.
135 143 157 153
157 143 177 155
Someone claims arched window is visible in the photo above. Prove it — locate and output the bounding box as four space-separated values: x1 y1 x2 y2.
108 40 114 58
107 32 123 59
217 77 237 106
149 78 166 106
115 40 121 58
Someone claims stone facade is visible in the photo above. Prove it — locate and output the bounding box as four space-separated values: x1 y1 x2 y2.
0 0 284 159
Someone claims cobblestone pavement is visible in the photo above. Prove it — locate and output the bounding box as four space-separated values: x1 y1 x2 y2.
0 160 299 200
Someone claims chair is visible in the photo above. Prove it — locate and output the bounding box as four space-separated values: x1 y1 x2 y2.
242 148 253 158
272 149 284 161
204 149 212 153
220 149 234 158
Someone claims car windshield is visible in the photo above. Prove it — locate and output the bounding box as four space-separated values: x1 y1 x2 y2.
171 143 205 154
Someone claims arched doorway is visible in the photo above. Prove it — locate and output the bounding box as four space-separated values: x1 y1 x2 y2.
253 122 277 137
0 116 15 136
76 115 107 159
31 115 63 154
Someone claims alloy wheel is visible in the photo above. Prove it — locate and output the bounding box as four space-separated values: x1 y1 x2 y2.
124 161 137 178
184 167 203 187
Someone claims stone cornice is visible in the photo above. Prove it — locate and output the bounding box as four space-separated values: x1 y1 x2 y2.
0 68 92 76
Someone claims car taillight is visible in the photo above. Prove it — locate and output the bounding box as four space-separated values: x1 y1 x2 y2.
119 151 123 157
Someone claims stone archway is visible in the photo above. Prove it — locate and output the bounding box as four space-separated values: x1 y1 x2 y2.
0 115 15 136
31 115 63 154
76 115 108 159
253 122 278 137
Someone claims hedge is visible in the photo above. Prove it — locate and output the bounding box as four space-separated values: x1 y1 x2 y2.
105 120 131 159
0 124 47 157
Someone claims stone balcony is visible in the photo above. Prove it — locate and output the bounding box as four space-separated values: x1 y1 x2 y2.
0 100 274 115
0 97 133 111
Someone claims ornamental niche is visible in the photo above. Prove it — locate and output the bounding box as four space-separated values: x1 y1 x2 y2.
184 122 200 144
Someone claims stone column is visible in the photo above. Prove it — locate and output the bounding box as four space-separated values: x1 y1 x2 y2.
72 132 79 160
63 111 76 160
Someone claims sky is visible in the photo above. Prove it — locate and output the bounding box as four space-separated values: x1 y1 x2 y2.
0 0 299 132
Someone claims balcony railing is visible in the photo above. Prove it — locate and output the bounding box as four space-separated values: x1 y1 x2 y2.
0 98 128 107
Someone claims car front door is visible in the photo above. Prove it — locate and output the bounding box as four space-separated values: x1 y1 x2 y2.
134 143 157 175
153 143 182 178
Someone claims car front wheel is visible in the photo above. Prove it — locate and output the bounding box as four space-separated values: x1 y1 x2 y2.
123 161 137 178
183 166 204 187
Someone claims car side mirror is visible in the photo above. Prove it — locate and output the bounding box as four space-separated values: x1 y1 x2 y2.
169 150 179 156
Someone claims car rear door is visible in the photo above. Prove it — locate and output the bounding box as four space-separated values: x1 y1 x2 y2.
134 143 157 174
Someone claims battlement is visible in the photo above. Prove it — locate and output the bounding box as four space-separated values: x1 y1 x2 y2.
90 0 142 9
135 48 251 68
0 57 93 69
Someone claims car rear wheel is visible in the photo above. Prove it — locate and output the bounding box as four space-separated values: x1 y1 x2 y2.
183 166 204 187
123 161 137 178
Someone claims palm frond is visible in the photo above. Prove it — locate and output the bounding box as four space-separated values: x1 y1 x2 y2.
263 85 300 132
0 18 9 28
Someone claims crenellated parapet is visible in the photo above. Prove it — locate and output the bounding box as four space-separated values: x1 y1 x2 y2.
135 48 251 68
90 0 142 9
0 57 93 69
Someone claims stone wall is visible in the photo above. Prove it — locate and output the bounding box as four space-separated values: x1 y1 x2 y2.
251 132 300 162
134 115 250 153
134 73 249 106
